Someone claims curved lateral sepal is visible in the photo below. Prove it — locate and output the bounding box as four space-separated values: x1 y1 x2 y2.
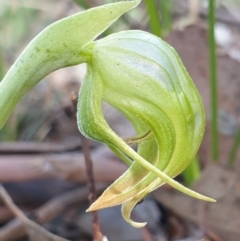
87 137 215 212
126 150 216 202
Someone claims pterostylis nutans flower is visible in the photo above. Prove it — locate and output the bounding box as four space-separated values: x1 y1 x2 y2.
0 0 215 228
78 30 215 227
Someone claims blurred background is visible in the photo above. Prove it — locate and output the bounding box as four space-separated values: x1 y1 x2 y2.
0 0 240 240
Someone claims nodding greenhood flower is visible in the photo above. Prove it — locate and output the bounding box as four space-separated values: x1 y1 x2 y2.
0 0 215 228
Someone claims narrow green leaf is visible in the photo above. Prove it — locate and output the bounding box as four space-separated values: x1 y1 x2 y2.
160 0 172 34
229 129 240 165
182 156 201 186
0 46 4 81
74 0 90 9
144 0 161 37
208 0 218 160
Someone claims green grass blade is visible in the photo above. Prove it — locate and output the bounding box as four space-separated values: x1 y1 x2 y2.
182 156 201 186
208 0 218 161
0 46 4 81
144 0 161 37
228 129 240 166
73 0 90 9
160 0 172 34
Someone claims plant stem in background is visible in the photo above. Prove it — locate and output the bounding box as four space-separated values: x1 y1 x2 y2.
0 46 4 81
208 0 218 161
73 0 90 9
182 156 201 186
228 129 240 166
160 0 172 35
144 0 161 37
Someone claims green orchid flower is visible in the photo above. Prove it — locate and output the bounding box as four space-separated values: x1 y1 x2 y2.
0 0 215 228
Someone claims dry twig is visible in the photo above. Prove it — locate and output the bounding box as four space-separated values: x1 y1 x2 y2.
0 184 106 241
80 134 104 241
0 140 85 154
71 92 104 241
0 146 127 183
0 184 70 241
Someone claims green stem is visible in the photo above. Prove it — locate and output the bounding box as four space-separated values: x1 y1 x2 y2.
228 129 240 166
0 46 4 81
144 0 161 37
160 0 172 34
74 0 90 9
208 0 218 161
182 156 201 186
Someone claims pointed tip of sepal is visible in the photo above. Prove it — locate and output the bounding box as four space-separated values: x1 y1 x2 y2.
86 204 98 212
86 193 124 212
86 195 115 212
201 196 216 203
85 208 92 213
